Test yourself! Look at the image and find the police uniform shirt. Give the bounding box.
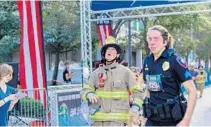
[189,70,198,84]
[143,48,192,104]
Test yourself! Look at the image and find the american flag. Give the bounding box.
[17,1,47,107]
[96,14,112,46]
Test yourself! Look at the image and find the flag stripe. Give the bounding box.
[97,25,103,46]
[25,1,40,100]
[105,25,109,37]
[108,25,112,36]
[97,25,112,46]
[23,1,34,98]
[17,0,46,106]
[99,25,106,45]
[96,14,112,46]
[17,1,27,93]
[35,1,46,89]
[30,1,43,102]
[34,1,47,107]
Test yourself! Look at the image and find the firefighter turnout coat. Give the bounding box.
[81,63,144,123]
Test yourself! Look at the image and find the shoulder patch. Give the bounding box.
[176,55,187,68]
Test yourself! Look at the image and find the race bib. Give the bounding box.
[146,74,163,91]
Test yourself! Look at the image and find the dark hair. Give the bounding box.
[101,43,123,64]
[198,65,204,69]
[95,61,102,69]
[148,25,173,49]
[122,61,128,67]
[64,61,70,66]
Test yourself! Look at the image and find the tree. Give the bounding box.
[0,2,20,63]
[42,1,80,85]
[154,5,211,60]
[113,5,211,58]
[195,34,211,67]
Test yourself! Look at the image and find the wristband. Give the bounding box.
[4,97,10,103]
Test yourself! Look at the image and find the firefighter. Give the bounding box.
[81,36,144,126]
[196,65,207,98]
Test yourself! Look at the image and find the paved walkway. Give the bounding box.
[190,87,211,126]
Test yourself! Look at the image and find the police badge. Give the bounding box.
[162,61,170,71]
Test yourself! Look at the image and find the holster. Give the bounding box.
[143,98,151,118]
[143,95,186,122]
[163,103,171,119]
[156,104,165,119]
[171,102,183,122]
[179,94,187,115]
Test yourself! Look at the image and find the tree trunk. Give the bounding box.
[142,17,150,55]
[185,52,189,65]
[198,58,201,66]
[185,50,190,65]
[153,17,158,25]
[112,20,127,38]
[205,59,208,68]
[209,56,211,69]
[52,51,60,85]
[144,32,150,55]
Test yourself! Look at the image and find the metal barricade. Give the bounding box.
[47,85,90,126]
[8,88,48,127]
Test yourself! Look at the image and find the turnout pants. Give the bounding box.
[197,83,204,96]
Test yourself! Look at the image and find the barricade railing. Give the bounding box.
[8,88,48,127]
[47,85,90,126]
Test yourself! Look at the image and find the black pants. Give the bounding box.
[146,119,177,126]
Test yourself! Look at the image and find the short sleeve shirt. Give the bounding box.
[63,69,72,83]
[0,85,15,126]
[143,49,192,103]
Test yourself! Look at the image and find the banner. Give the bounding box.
[57,90,89,126]
[91,1,199,11]
[96,14,112,46]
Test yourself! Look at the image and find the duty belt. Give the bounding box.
[143,95,180,118]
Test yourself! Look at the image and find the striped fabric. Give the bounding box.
[96,14,112,46]
[17,1,47,107]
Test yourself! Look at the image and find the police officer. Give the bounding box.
[143,25,197,126]
[81,36,144,126]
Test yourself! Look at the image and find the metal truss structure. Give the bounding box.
[80,0,211,73]
[80,0,92,73]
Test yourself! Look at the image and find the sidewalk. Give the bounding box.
[190,87,211,126]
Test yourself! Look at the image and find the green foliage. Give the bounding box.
[42,1,81,84]
[0,36,19,62]
[128,7,211,58]
[112,5,211,59]
[0,1,20,63]
[90,24,100,55]
[155,6,211,59]
[12,98,46,118]
[196,35,211,60]
[42,1,80,52]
